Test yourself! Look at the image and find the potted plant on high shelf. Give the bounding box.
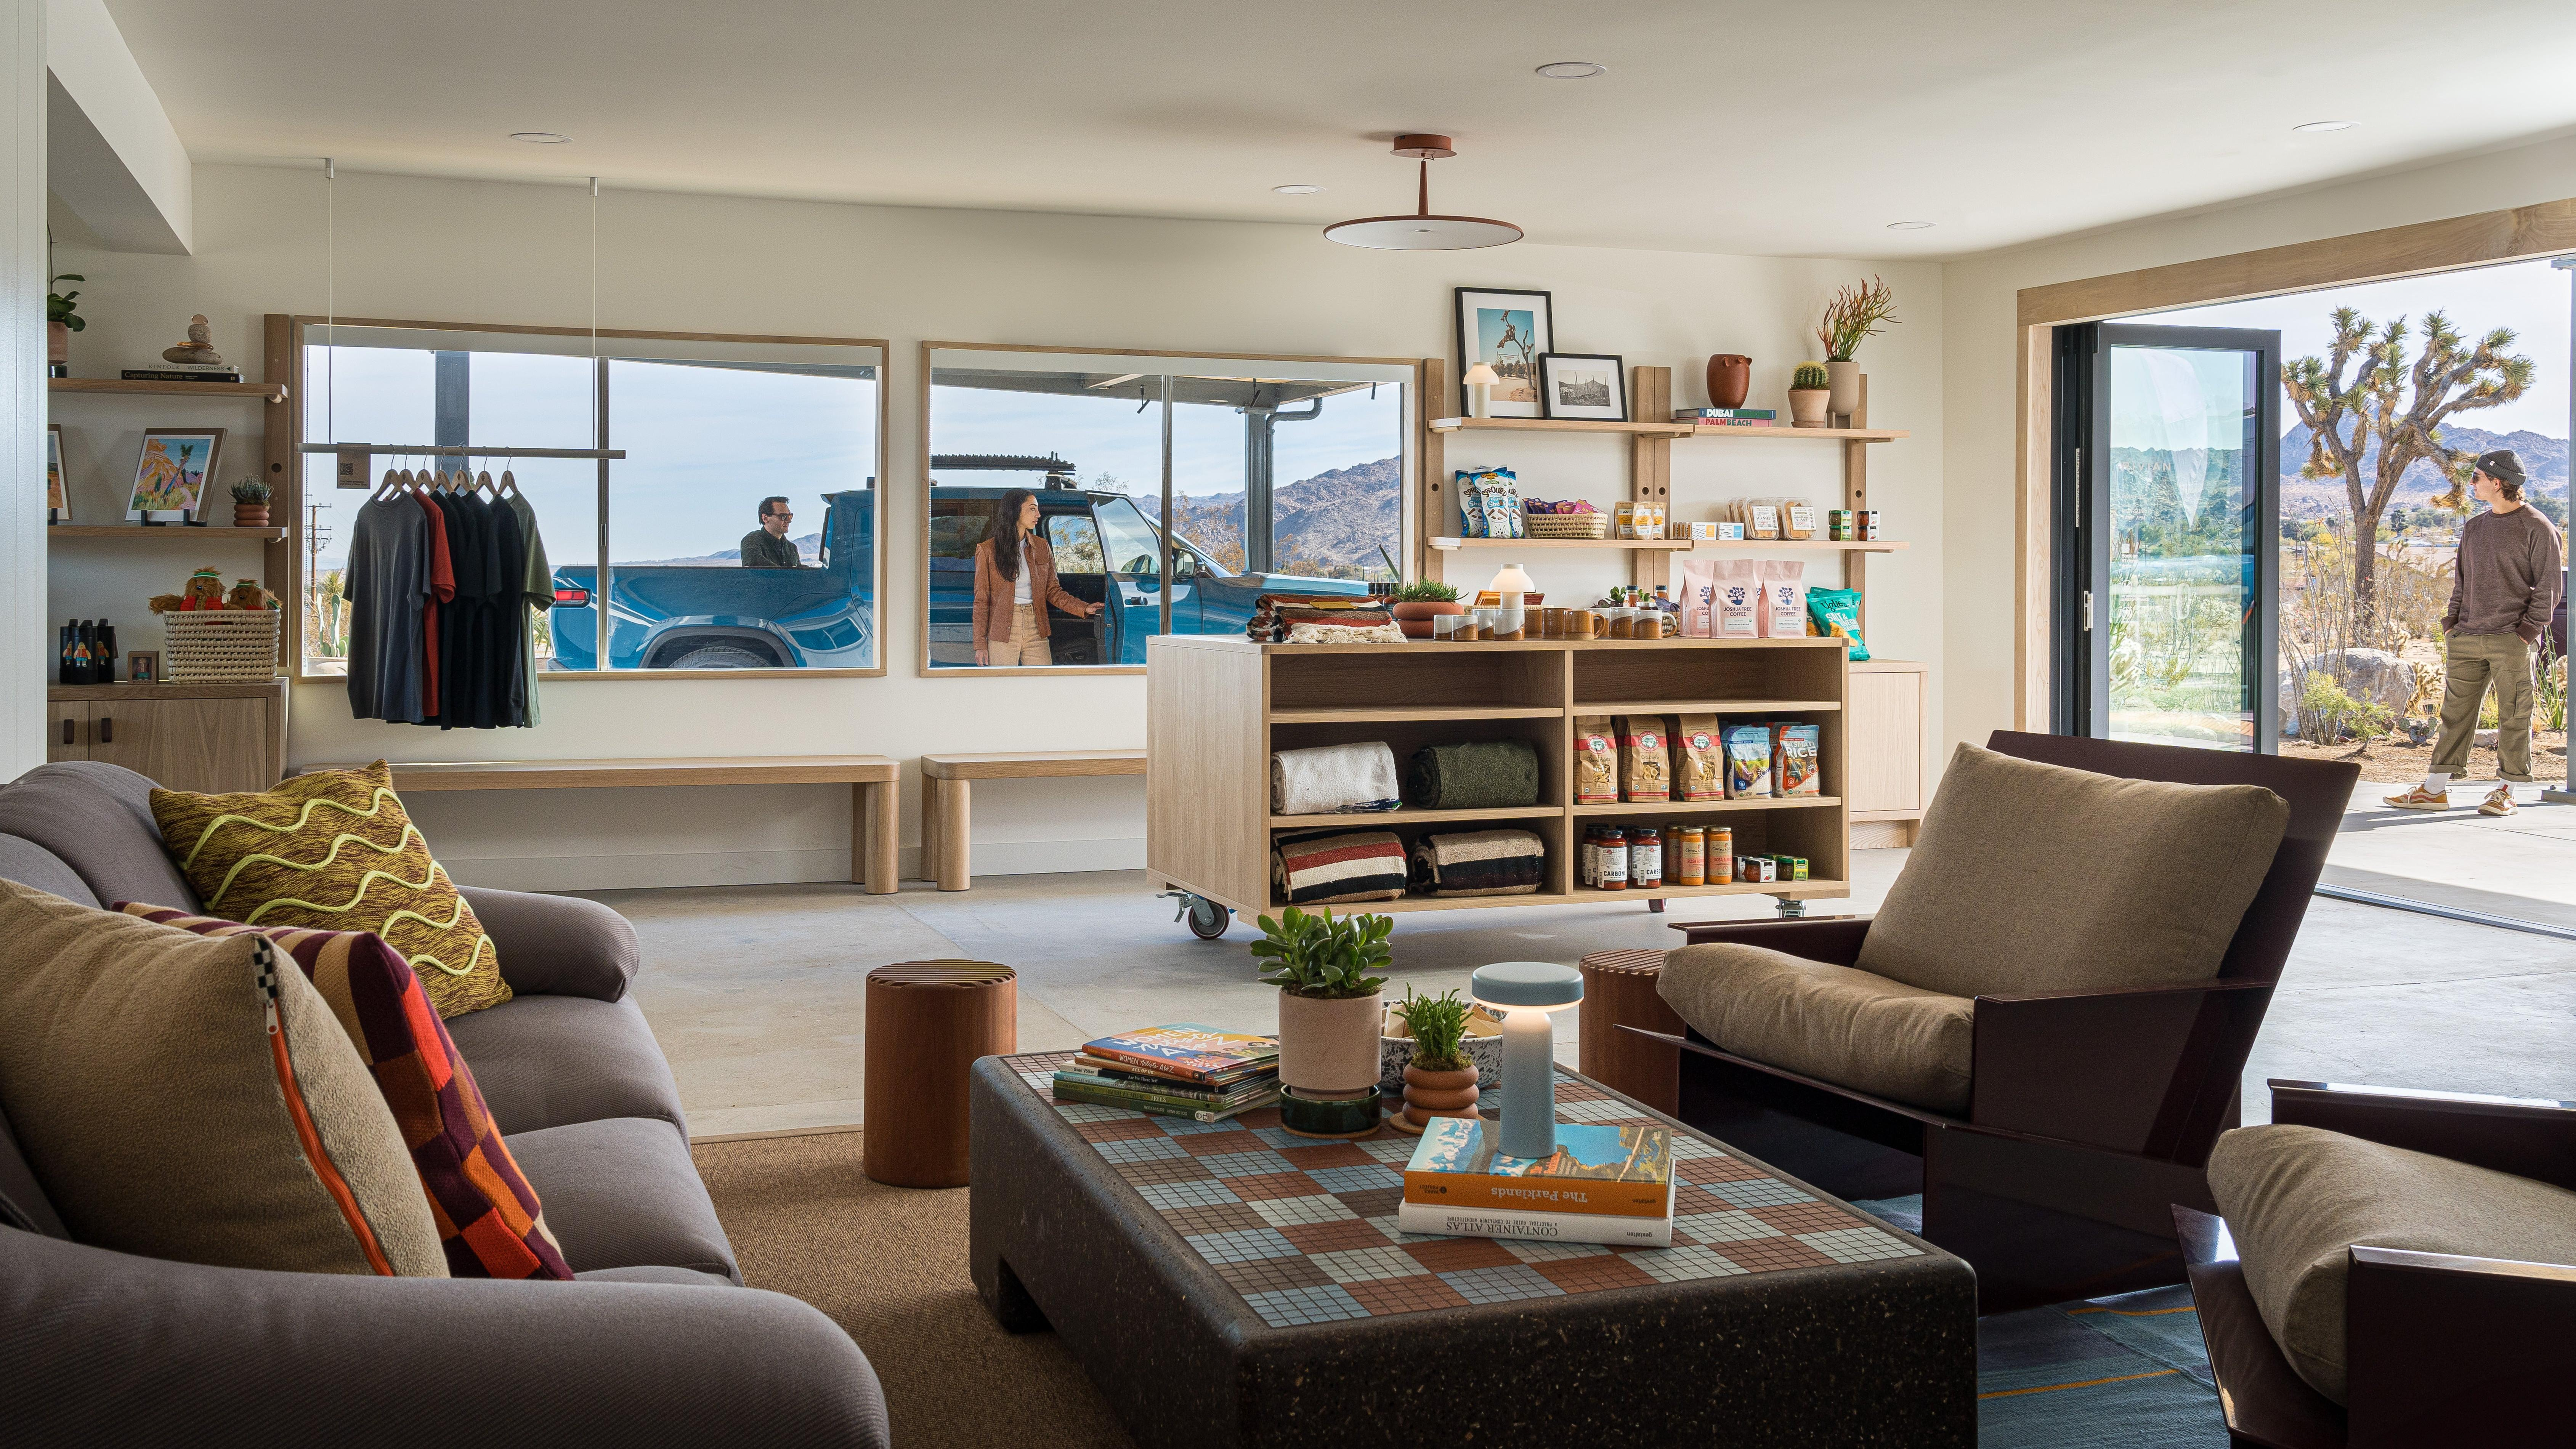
[1787,362,1833,428]
[1389,580,1465,638]
[47,274,83,378]
[1252,905,1391,1140]
[229,478,272,528]
[1816,275,1898,423]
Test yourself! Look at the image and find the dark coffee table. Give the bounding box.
[970,1052,1973,1447]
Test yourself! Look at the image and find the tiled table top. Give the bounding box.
[1005,1051,1925,1329]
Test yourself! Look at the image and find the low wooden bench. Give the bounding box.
[917,750,1146,891]
[303,755,903,893]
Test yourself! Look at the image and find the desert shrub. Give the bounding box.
[2300,672,2392,743]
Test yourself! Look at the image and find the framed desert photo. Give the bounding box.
[1454,287,1550,418]
[127,428,224,521]
[45,424,67,522]
[1539,353,1627,422]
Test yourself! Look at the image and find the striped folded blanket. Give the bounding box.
[1408,829,1545,897]
[1246,594,1392,642]
[1274,829,1407,905]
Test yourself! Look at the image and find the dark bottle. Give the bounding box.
[98,620,118,682]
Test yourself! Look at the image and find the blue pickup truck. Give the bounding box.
[548,488,877,670]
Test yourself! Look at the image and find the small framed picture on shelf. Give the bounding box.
[126,651,159,684]
[45,424,67,522]
[126,427,225,523]
[1454,287,1551,418]
[1538,353,1628,422]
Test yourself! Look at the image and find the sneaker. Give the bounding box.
[2383,784,2450,810]
[2480,787,2518,817]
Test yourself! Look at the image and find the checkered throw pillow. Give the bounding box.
[117,904,571,1281]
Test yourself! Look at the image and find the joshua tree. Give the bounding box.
[2281,307,2531,626]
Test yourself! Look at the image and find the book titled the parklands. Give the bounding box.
[1401,1117,1675,1221]
[1081,1024,1279,1087]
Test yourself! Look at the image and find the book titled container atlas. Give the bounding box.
[1398,1117,1675,1246]
[1052,1024,1281,1123]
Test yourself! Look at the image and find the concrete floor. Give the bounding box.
[589,843,2576,1140]
[2326,793,2576,928]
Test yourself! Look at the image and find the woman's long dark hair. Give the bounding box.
[991,487,1037,583]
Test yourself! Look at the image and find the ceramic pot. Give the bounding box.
[1378,1006,1506,1099]
[1788,388,1831,428]
[1402,1063,1481,1127]
[1705,354,1751,410]
[1390,600,1467,639]
[1276,989,1384,1095]
[233,505,269,527]
[48,321,68,367]
[1826,361,1861,420]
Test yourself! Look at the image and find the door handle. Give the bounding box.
[98,715,112,744]
[61,718,74,746]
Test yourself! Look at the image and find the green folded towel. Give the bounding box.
[1405,739,1541,810]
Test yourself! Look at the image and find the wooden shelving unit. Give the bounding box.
[1677,424,1906,442]
[50,377,286,404]
[1428,536,1694,552]
[1429,416,1693,437]
[48,524,287,541]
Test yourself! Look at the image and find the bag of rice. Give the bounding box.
[1573,716,1620,805]
[1771,723,1822,797]
[1805,586,1870,660]
[1616,715,1671,803]
[1675,714,1724,801]
[1756,559,1807,638]
[1722,724,1774,799]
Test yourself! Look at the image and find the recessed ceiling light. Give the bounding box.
[2291,120,2356,133]
[1886,221,1934,231]
[509,131,572,144]
[1273,183,1323,194]
[1535,61,1607,79]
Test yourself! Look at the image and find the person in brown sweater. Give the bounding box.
[2387,449,2565,817]
[974,487,1102,666]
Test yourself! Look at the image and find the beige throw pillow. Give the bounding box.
[0,879,445,1276]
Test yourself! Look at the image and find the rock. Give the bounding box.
[2278,648,2417,729]
[162,313,224,367]
[2476,729,2500,749]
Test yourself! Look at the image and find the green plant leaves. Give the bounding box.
[1251,905,1392,999]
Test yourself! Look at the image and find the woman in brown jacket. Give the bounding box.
[975,487,1102,666]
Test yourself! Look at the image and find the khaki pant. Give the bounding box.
[985,603,1051,667]
[2431,630,2534,782]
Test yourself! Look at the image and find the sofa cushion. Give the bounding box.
[0,834,98,907]
[577,1265,736,1287]
[0,879,445,1276]
[149,762,512,1019]
[504,1117,740,1282]
[1657,942,1975,1112]
[2208,1123,2576,1405]
[443,994,688,1138]
[1856,743,2290,998]
[119,904,575,1281]
[0,763,199,912]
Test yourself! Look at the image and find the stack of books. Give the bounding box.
[1051,1023,1280,1122]
[1397,1117,1676,1245]
[1670,407,1777,428]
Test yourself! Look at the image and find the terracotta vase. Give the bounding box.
[1402,1063,1481,1128]
[233,505,269,528]
[1787,388,1831,428]
[1825,361,1862,420]
[1390,600,1467,638]
[1275,989,1385,1095]
[1704,354,1752,410]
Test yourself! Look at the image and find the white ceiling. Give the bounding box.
[102,0,2576,258]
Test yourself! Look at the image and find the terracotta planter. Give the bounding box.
[1825,361,1862,420]
[1391,600,1466,639]
[1787,388,1831,428]
[1275,989,1384,1095]
[233,505,269,528]
[47,321,68,367]
[1402,1063,1481,1128]
[1705,354,1751,410]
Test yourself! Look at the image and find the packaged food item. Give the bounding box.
[1598,827,1629,890]
[1706,827,1734,883]
[1722,724,1773,798]
[1755,559,1808,638]
[1631,827,1663,889]
[1617,715,1671,803]
[1691,558,1761,639]
[1737,855,1777,884]
[1805,586,1870,661]
[1717,521,1744,541]
[1574,716,1620,805]
[1455,467,1523,539]
[1674,825,1705,886]
[1780,501,1817,540]
[1770,854,1810,882]
[1771,722,1822,797]
[1858,509,1882,540]
[1742,501,1781,540]
[1678,558,1717,637]
[1828,509,1856,541]
[1579,825,1597,887]
[1674,713,1724,801]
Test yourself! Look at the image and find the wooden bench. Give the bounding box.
[917,750,1147,891]
[303,755,903,893]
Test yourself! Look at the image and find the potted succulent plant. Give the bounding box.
[229,477,272,528]
[1252,906,1390,1134]
[1787,361,1833,428]
[1390,987,1481,1133]
[1389,579,1466,638]
[47,274,83,375]
[1816,275,1898,421]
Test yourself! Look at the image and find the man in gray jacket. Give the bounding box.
[2387,449,2565,817]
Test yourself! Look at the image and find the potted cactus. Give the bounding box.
[1391,987,1481,1133]
[229,477,272,528]
[1252,906,1390,1139]
[1389,579,1465,638]
[1787,361,1832,428]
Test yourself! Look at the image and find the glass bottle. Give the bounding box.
[1631,827,1663,888]
[1707,826,1735,884]
[1598,827,1628,890]
[1675,824,1705,886]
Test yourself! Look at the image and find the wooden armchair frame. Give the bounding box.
[2178,1080,2576,1448]
[1625,731,2358,1313]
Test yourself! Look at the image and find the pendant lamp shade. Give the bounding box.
[1325,135,1522,251]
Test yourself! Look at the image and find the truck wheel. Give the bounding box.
[1184,897,1232,940]
[659,643,775,670]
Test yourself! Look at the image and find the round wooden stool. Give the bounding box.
[863,960,1017,1188]
[1577,949,1684,1115]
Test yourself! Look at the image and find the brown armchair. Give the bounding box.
[2179,1080,2576,1448]
[1628,731,2358,1312]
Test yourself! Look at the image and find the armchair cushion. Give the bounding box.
[1658,942,1974,1112]
[443,994,688,1138]
[1857,743,2289,998]
[460,885,639,1002]
[2208,1123,2576,1405]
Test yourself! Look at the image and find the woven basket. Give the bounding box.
[1524,512,1610,540]
[163,610,282,681]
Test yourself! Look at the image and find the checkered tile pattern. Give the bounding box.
[1010,1052,1923,1329]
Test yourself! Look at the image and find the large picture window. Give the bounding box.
[922,345,1413,672]
[299,322,884,676]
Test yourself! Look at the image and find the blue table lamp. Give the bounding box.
[1469,961,1584,1159]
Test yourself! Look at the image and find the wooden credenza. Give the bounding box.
[46,680,289,794]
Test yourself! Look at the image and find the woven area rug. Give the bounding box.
[695,1133,2229,1448]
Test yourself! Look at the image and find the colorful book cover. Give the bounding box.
[1083,1024,1279,1084]
[1050,1074,1279,1124]
[1393,1199,1673,1247]
[1694,418,1779,427]
[1071,1054,1272,1090]
[1057,1064,1271,1103]
[1401,1118,1674,1219]
[1671,407,1776,419]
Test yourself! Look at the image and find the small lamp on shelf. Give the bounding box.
[1487,563,1533,639]
[1462,363,1500,419]
[1469,961,1583,1159]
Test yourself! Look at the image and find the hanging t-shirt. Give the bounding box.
[414,490,454,718]
[483,499,528,730]
[433,490,484,729]
[345,495,431,723]
[505,491,551,725]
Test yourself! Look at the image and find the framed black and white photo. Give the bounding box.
[1453,287,1551,418]
[1538,353,1627,422]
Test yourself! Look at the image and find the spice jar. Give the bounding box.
[1675,824,1706,886]
[1706,826,1734,883]
[1631,827,1663,889]
[1597,826,1628,890]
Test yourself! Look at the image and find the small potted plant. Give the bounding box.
[1391,987,1481,1133]
[1389,580,1465,638]
[1787,362,1833,428]
[1252,905,1390,1138]
[229,477,272,528]
[1816,276,1898,421]
[47,274,83,375]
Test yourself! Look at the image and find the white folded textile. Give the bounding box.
[1271,741,1402,816]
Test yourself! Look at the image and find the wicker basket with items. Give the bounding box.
[1521,498,1609,539]
[147,566,286,680]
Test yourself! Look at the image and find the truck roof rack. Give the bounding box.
[928,452,1078,487]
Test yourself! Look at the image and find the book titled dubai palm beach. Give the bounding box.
[1397,1117,1675,1246]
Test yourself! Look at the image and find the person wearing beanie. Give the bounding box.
[2386,449,2565,816]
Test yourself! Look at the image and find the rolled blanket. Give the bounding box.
[1272,741,1402,816]
[1274,829,1406,905]
[1404,739,1541,810]
[1247,594,1390,642]
[1284,620,1406,644]
[1408,829,1545,897]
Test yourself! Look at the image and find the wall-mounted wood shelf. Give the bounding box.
[50,377,286,404]
[48,524,287,541]
[1429,417,1693,437]
[1690,539,1909,552]
[1429,536,1694,552]
[1675,425,1906,442]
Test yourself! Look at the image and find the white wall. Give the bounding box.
[44,0,188,253]
[46,163,1943,887]
[1941,133,2576,761]
[2,0,43,782]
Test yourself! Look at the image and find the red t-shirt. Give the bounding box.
[413,490,456,716]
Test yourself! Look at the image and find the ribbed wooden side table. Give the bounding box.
[864,960,1017,1188]
[1577,948,1684,1114]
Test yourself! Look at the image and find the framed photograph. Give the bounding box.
[127,651,159,684]
[127,427,225,521]
[1454,287,1552,418]
[1539,353,1628,422]
[45,424,67,522]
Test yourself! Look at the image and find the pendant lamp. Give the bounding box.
[1324,135,1522,250]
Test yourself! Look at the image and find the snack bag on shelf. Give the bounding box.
[1722,724,1773,799]
[1806,586,1870,660]
[1615,715,1671,803]
[1772,723,1822,797]
[1742,501,1781,540]
[1675,714,1724,801]
[1573,716,1620,805]
[1780,501,1817,540]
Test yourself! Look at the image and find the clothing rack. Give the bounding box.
[300,444,627,459]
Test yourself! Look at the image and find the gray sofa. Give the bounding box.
[0,762,889,1448]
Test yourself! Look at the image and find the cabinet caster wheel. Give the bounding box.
[1164,891,1233,940]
